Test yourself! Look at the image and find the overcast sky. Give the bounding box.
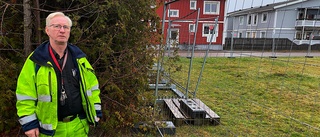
[226,0,288,12]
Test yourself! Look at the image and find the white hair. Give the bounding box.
[46,12,72,27]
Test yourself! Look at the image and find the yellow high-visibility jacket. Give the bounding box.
[16,41,101,136]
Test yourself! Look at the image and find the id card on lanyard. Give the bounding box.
[49,46,68,105]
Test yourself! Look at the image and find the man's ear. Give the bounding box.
[45,27,49,35]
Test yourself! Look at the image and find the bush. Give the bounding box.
[0,57,20,135]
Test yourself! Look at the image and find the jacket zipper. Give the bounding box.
[49,71,52,102]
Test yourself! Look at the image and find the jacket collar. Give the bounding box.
[30,41,86,66]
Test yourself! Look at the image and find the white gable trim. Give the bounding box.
[274,0,307,9]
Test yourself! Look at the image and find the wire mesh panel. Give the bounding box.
[153,0,320,136]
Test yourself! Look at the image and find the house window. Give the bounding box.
[246,32,251,38]
[189,24,195,32]
[190,0,196,10]
[253,14,258,25]
[203,25,213,35]
[295,31,302,40]
[260,31,266,38]
[203,24,218,42]
[295,31,314,40]
[315,14,320,20]
[246,31,256,38]
[305,32,312,40]
[297,9,305,20]
[170,30,178,40]
[239,16,244,25]
[247,14,252,25]
[252,31,257,38]
[202,24,218,36]
[204,1,220,14]
[247,14,257,25]
[169,29,179,46]
[238,32,243,38]
[306,9,320,20]
[262,13,268,23]
[168,10,179,17]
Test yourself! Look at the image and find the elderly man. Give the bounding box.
[16,12,102,137]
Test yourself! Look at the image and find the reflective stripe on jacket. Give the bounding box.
[16,42,101,135]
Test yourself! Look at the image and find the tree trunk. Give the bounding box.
[23,0,32,57]
[33,0,41,46]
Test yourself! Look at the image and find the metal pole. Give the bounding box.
[161,6,173,85]
[269,30,277,58]
[272,33,275,55]
[166,21,172,57]
[194,17,218,98]
[154,0,167,99]
[186,8,200,99]
[154,0,179,112]
[229,17,235,58]
[188,31,191,58]
[230,31,234,58]
[306,37,313,58]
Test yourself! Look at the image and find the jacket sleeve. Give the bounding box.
[92,81,102,119]
[80,58,102,121]
[16,56,39,131]
[88,64,102,119]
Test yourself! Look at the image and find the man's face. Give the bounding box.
[45,16,71,45]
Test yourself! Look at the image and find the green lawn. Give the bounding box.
[159,56,320,136]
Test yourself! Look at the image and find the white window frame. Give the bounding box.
[252,14,258,26]
[202,24,219,42]
[246,31,251,38]
[295,31,302,40]
[202,24,219,38]
[247,14,252,26]
[169,29,179,40]
[202,24,213,36]
[247,14,258,26]
[190,0,196,10]
[168,9,179,17]
[238,32,243,38]
[189,24,195,32]
[261,12,268,23]
[169,29,179,46]
[246,31,257,38]
[203,1,220,15]
[260,31,266,38]
[239,16,244,25]
[252,31,257,38]
[305,31,312,40]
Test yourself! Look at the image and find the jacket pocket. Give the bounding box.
[36,70,51,99]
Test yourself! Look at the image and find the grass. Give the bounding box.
[157,56,320,136]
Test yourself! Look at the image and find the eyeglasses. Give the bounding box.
[49,24,71,30]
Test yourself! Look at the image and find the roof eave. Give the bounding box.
[274,0,307,9]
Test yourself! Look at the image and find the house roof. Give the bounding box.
[227,0,307,17]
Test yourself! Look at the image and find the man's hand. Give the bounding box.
[25,128,39,137]
[96,117,100,122]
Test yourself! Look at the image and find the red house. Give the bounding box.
[156,0,226,50]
